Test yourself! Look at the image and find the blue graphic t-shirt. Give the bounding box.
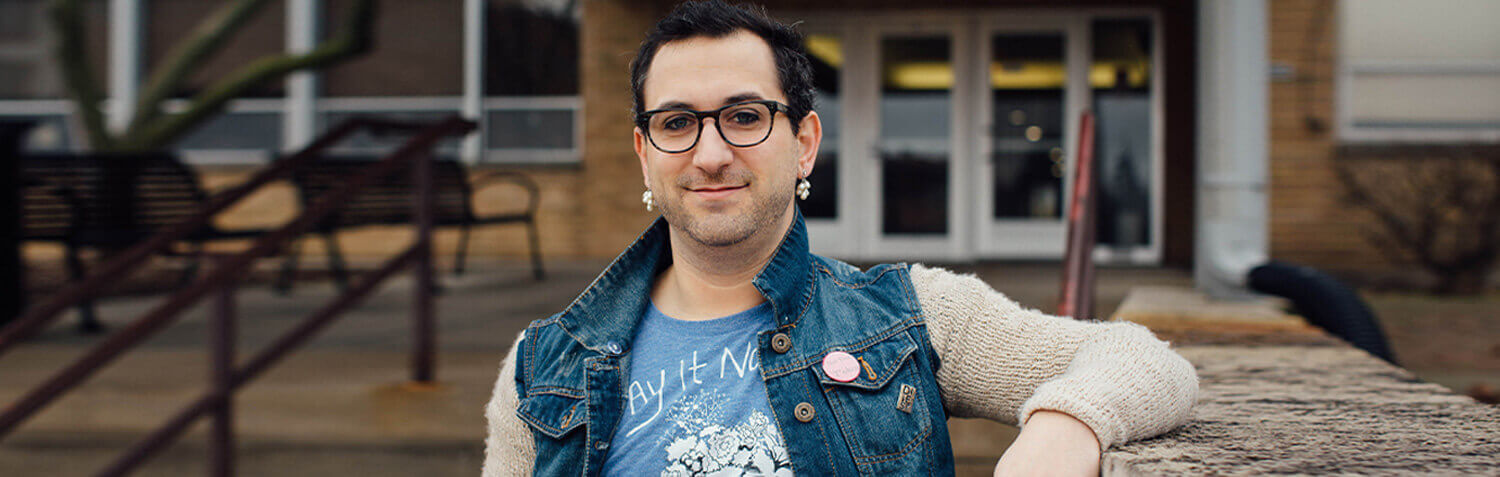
[602,301,793,477]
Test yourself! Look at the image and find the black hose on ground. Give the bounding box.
[1248,261,1397,364]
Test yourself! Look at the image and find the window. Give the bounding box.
[482,0,580,164]
[152,0,287,162]
[0,0,103,152]
[802,32,840,220]
[1339,0,1500,142]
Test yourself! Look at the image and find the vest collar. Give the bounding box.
[558,209,814,354]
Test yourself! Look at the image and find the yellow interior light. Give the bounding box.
[882,60,1152,90]
[805,35,843,68]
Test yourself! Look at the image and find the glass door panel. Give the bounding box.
[879,36,952,235]
[973,19,1082,259]
[989,34,1067,220]
[803,33,842,220]
[1091,19,1155,255]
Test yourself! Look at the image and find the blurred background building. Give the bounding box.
[1,0,1496,286]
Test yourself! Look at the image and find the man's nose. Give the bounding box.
[691,118,734,172]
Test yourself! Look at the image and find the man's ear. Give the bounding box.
[634,126,650,187]
[795,111,823,178]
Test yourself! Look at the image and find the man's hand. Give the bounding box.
[993,410,1101,476]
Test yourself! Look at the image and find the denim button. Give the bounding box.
[771,333,792,353]
[595,440,609,451]
[793,402,815,422]
[605,341,623,355]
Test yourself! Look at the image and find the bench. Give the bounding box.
[19,153,268,332]
[274,155,543,292]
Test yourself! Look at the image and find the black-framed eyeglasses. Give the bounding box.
[635,100,791,154]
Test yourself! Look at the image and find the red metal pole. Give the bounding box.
[209,275,236,477]
[412,151,436,384]
[1059,112,1098,319]
[94,246,419,477]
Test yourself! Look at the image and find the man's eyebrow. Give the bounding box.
[654,100,694,111]
[651,93,767,111]
[723,92,765,104]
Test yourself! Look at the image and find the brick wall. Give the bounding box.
[1267,0,1393,273]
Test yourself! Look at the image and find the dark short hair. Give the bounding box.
[630,0,814,134]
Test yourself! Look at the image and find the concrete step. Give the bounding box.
[1,432,481,477]
[0,347,499,476]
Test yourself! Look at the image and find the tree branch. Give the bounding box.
[124,0,275,138]
[47,0,112,150]
[116,0,376,152]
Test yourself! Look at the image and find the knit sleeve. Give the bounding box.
[483,331,535,477]
[910,264,1198,450]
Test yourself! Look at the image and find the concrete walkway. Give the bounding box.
[0,259,1189,476]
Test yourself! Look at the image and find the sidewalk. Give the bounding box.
[0,258,1189,476]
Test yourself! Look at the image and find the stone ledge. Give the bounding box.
[1112,286,1345,347]
[1104,345,1500,475]
[1101,284,1500,477]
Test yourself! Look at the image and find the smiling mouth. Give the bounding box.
[689,185,747,192]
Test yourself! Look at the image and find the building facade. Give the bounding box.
[4,0,1496,282]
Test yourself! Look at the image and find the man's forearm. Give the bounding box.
[993,410,1101,476]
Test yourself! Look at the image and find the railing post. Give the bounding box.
[210,275,236,477]
[412,151,436,384]
[1059,111,1098,320]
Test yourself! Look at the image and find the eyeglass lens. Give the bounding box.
[648,102,774,152]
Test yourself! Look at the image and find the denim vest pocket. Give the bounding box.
[811,330,934,474]
[516,393,587,439]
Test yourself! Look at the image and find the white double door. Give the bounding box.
[807,15,1110,262]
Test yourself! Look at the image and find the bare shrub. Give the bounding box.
[1335,147,1500,295]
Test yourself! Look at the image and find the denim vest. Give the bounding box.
[513,213,955,476]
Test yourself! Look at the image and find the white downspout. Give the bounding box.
[1195,0,1270,299]
[107,0,144,134]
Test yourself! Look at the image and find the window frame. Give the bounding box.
[1335,1,1500,143]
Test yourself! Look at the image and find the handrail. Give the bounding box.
[0,115,474,477]
[1058,111,1098,319]
[0,116,456,355]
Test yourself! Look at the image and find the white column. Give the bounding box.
[108,0,144,133]
[1195,0,1270,298]
[461,0,485,163]
[284,0,319,152]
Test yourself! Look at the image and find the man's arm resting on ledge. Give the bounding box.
[910,265,1199,471]
[995,410,1101,476]
[483,331,535,477]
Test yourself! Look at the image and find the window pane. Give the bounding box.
[485,109,572,149]
[803,33,840,220]
[323,0,463,96]
[1343,0,1500,61]
[485,0,579,96]
[178,112,282,150]
[149,0,287,98]
[1092,19,1153,248]
[1350,75,1500,128]
[880,36,950,235]
[319,110,463,156]
[0,0,106,99]
[3,114,77,152]
[989,33,1065,221]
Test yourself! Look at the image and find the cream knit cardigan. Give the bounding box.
[483,265,1199,476]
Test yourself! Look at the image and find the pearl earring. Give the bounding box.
[796,177,811,200]
[642,189,655,211]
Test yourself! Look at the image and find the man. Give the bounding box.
[485,1,1197,475]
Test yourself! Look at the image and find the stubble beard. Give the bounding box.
[657,168,794,248]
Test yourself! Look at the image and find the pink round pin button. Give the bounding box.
[822,351,860,383]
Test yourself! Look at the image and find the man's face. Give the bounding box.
[635,30,820,248]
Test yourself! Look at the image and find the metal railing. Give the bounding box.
[0,115,476,476]
[1059,111,1098,319]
